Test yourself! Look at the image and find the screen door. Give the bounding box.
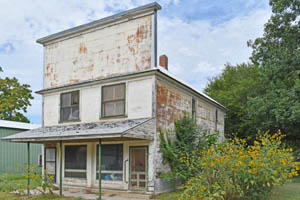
[44,147,56,183]
[130,147,147,190]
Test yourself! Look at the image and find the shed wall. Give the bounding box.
[0,127,42,174]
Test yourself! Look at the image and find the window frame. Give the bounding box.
[215,109,218,131]
[64,145,87,179]
[96,144,124,181]
[101,83,126,118]
[192,98,196,122]
[60,90,80,123]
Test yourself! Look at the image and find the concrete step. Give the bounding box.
[60,185,153,199]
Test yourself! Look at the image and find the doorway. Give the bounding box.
[129,146,148,190]
[44,147,56,183]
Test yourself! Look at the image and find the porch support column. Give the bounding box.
[27,142,30,196]
[59,140,63,196]
[98,139,102,200]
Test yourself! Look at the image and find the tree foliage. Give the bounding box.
[0,67,33,123]
[205,0,300,139]
[247,0,300,139]
[204,63,265,139]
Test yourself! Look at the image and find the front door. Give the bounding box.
[129,146,148,190]
[44,147,56,183]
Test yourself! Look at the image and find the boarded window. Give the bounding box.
[102,84,125,117]
[65,145,87,178]
[96,144,123,181]
[192,98,196,122]
[60,91,79,122]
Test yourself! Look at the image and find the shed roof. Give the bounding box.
[1,118,154,142]
[0,120,40,130]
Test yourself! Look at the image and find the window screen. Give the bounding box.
[96,144,123,181]
[65,145,87,178]
[60,91,79,122]
[102,84,125,117]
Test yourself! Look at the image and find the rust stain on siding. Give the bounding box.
[156,80,191,130]
[44,15,153,88]
[79,43,88,54]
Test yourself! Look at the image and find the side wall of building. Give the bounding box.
[153,77,225,193]
[0,128,42,173]
[44,15,154,88]
[43,76,154,127]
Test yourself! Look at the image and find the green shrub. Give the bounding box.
[159,113,219,182]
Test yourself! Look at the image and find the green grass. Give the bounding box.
[0,192,76,200]
[1,174,300,199]
[156,177,300,200]
[269,177,300,200]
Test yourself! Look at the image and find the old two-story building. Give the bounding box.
[3,2,225,195]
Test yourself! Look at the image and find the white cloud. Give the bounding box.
[157,8,271,91]
[0,0,271,124]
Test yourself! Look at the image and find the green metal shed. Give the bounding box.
[0,120,41,174]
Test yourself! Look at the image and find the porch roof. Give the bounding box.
[1,118,155,142]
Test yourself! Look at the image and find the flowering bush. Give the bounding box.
[179,130,299,200]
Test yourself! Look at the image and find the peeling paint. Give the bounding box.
[44,15,153,88]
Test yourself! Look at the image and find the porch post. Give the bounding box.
[27,142,30,196]
[98,139,102,200]
[59,140,63,196]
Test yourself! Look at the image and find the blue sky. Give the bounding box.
[0,0,272,124]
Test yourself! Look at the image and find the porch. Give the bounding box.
[2,118,156,199]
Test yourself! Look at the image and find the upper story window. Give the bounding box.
[60,91,79,122]
[215,109,218,131]
[192,98,196,122]
[101,83,125,118]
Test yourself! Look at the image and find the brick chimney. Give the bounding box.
[159,55,168,70]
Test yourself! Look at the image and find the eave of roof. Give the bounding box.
[1,118,154,142]
[36,68,226,111]
[0,120,40,130]
[36,2,161,45]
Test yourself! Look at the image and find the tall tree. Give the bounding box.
[204,63,265,139]
[0,67,34,123]
[248,0,300,139]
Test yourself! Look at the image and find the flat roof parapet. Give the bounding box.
[36,2,161,45]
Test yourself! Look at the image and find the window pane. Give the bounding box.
[114,84,125,100]
[103,86,114,101]
[46,162,55,174]
[131,148,146,172]
[65,146,87,170]
[71,91,79,105]
[70,107,79,120]
[45,148,56,162]
[65,172,86,179]
[103,102,115,116]
[61,93,71,107]
[96,144,123,180]
[115,101,125,115]
[62,107,71,121]
[192,99,196,111]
